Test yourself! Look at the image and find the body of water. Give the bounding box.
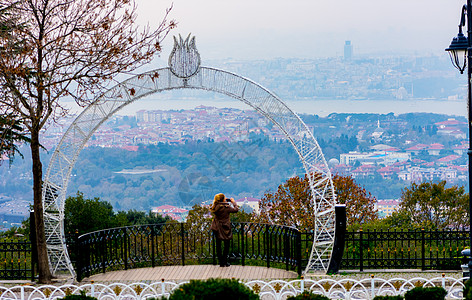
[0,214,26,226]
[63,98,467,117]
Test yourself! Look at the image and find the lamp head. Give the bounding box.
[446,26,469,74]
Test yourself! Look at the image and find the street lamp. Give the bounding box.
[446,5,469,73]
[446,0,472,276]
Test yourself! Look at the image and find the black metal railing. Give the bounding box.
[2,223,470,280]
[73,222,302,281]
[302,229,469,271]
[230,223,301,274]
[0,237,34,280]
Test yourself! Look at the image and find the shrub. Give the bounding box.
[62,296,97,300]
[464,279,472,300]
[63,290,97,300]
[287,291,330,299]
[404,286,447,300]
[166,278,259,300]
[373,295,403,300]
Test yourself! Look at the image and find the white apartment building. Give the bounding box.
[340,151,411,166]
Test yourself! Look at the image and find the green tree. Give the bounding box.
[64,192,117,234]
[0,114,30,164]
[0,0,174,282]
[65,192,170,233]
[231,209,253,223]
[115,209,169,226]
[0,4,29,164]
[359,210,414,231]
[186,203,212,230]
[397,181,468,230]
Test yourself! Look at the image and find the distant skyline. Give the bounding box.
[138,0,465,60]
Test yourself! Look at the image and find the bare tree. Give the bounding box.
[0,0,175,282]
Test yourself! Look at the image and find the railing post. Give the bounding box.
[285,228,289,271]
[86,236,91,278]
[29,210,37,282]
[212,231,216,265]
[241,223,245,267]
[101,231,106,274]
[421,228,425,270]
[181,222,185,266]
[297,229,302,275]
[123,228,128,270]
[75,229,82,281]
[359,228,363,272]
[366,229,370,269]
[266,224,270,269]
[151,225,155,268]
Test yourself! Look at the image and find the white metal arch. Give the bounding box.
[43,38,337,278]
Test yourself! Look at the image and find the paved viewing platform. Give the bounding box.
[79,266,463,285]
[81,265,299,283]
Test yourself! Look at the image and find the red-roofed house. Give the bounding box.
[377,200,400,217]
[331,164,352,176]
[351,165,377,178]
[435,119,467,138]
[152,205,189,221]
[437,155,461,166]
[377,166,400,179]
[121,145,139,152]
[454,142,468,155]
[412,158,426,164]
[391,161,410,170]
[450,165,468,180]
[406,144,428,155]
[438,128,466,139]
[427,143,444,156]
[435,118,467,127]
[451,165,468,172]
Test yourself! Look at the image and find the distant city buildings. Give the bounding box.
[151,197,261,221]
[340,150,410,166]
[235,197,260,213]
[336,141,467,184]
[39,106,469,190]
[151,205,188,222]
[344,41,353,61]
[376,199,400,218]
[85,106,291,147]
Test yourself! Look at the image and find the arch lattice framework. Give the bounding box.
[42,36,337,278]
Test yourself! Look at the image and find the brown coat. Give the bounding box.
[210,202,239,240]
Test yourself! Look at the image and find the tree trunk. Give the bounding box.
[30,128,53,283]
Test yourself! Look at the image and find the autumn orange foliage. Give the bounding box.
[253,174,378,231]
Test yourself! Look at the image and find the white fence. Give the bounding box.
[0,276,467,300]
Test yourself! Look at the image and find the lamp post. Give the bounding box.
[446,0,472,274]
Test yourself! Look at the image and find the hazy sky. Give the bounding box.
[136,0,466,60]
